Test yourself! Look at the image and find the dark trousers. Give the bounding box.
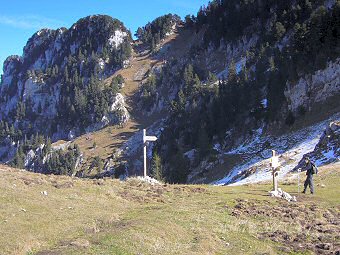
[303,174,314,193]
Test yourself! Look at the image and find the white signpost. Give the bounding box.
[143,129,158,178]
[270,150,280,192]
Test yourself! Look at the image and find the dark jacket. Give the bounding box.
[305,162,313,175]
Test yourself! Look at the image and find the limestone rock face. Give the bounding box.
[285,58,340,113]
[84,93,130,133]
[0,15,131,140]
[109,93,130,124]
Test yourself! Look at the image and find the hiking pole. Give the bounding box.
[297,168,300,193]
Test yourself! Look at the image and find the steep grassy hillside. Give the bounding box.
[0,163,339,254]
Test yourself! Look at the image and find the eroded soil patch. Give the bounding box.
[231,199,340,254]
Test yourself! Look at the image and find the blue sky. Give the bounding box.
[0,0,209,75]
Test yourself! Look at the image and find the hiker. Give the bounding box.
[302,157,317,194]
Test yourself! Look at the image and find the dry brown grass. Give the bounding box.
[0,163,339,254]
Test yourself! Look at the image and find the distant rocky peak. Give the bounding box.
[24,28,56,54]
[7,14,131,74]
[71,15,129,36]
[3,55,22,76]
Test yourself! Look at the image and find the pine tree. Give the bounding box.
[184,64,194,86]
[275,22,286,40]
[269,56,276,71]
[135,27,144,40]
[44,137,52,156]
[64,66,69,83]
[177,90,186,112]
[228,59,237,82]
[92,156,103,174]
[170,147,189,184]
[12,145,25,169]
[151,152,163,181]
[9,125,15,137]
[198,127,211,159]
[151,38,156,51]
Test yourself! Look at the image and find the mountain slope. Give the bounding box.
[66,28,181,175]
[148,0,340,184]
[0,1,339,184]
[0,163,339,254]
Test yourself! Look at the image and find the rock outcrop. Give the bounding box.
[285,58,340,113]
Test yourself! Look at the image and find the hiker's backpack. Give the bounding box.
[311,163,318,175]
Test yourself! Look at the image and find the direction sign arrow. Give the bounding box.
[144,136,157,142]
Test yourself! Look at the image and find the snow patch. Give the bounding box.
[108,30,127,49]
[214,114,339,186]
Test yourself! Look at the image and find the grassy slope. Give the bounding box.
[69,52,155,170]
[0,163,339,255]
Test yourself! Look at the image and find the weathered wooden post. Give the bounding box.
[143,129,157,178]
[270,150,280,192]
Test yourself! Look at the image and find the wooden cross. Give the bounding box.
[143,129,157,178]
[270,150,280,192]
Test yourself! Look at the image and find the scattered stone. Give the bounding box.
[316,243,332,250]
[136,176,161,185]
[269,188,297,202]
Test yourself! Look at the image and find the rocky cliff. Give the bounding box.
[285,58,340,113]
[0,15,131,139]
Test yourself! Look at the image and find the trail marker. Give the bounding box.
[143,129,158,178]
[270,150,280,192]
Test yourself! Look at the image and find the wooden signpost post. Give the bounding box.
[143,129,158,178]
[270,150,280,192]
